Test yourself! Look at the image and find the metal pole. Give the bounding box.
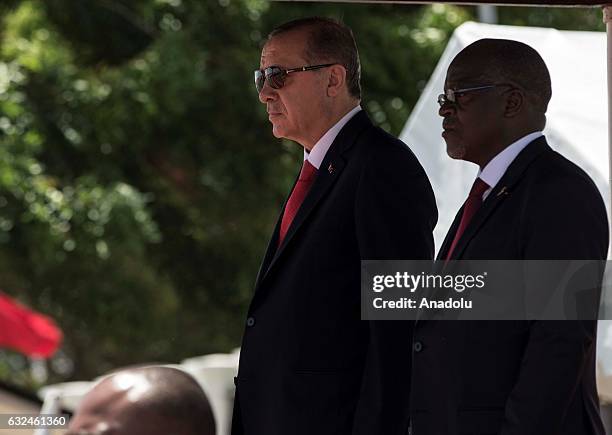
[477,5,498,24]
[605,5,612,254]
[33,389,61,435]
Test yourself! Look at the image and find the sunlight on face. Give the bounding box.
[258,30,329,149]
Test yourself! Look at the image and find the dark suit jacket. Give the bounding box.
[232,111,437,435]
[410,136,609,435]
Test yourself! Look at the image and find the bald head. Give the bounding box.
[451,38,551,114]
[68,367,215,435]
[439,38,552,167]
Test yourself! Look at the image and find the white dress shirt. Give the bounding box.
[479,131,543,200]
[303,105,362,169]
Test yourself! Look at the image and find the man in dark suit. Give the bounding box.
[410,39,608,434]
[232,17,437,435]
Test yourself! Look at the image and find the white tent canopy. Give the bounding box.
[400,21,612,396]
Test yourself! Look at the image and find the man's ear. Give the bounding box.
[327,65,346,97]
[504,88,524,118]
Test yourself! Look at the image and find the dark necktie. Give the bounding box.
[279,160,318,246]
[445,177,490,260]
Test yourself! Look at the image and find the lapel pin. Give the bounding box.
[328,163,334,174]
[496,186,509,197]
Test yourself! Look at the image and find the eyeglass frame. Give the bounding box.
[254,63,335,93]
[437,84,513,107]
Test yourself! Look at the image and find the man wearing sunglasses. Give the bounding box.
[233,16,437,435]
[409,39,608,434]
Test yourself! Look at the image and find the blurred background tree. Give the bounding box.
[0,0,604,386]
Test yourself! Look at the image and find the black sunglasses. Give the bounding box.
[254,63,334,93]
[437,84,515,107]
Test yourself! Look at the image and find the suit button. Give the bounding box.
[233,376,238,386]
[413,341,423,352]
[246,317,256,327]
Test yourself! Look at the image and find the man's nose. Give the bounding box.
[438,101,455,118]
[258,82,276,104]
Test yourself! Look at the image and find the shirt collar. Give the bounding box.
[303,105,362,169]
[479,131,543,199]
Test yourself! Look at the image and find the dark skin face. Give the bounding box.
[67,374,181,435]
[439,53,533,169]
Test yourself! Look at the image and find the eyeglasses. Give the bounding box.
[254,63,334,93]
[437,85,500,107]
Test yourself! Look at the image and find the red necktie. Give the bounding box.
[279,160,318,246]
[445,177,490,260]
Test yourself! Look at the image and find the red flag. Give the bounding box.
[0,292,62,358]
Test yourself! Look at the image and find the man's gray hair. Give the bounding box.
[268,17,362,99]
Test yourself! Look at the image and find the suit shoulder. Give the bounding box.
[521,146,609,259]
[529,148,601,195]
[356,124,425,175]
[524,147,607,225]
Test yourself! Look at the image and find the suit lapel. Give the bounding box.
[256,110,372,288]
[272,156,346,262]
[253,173,298,289]
[447,137,550,261]
[437,206,464,261]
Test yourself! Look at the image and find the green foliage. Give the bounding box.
[499,6,604,31]
[0,0,604,385]
[0,0,285,380]
[42,0,155,66]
